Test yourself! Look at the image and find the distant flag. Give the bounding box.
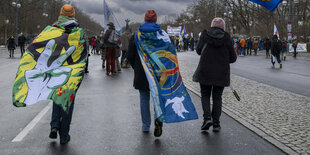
[103,0,113,29]
[119,28,123,36]
[248,0,283,12]
[274,24,279,39]
[178,33,183,46]
[181,25,187,36]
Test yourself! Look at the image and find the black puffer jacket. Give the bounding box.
[196,27,237,87]
[127,35,149,91]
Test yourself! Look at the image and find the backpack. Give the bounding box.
[108,30,120,45]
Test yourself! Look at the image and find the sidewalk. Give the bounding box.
[179,59,310,154]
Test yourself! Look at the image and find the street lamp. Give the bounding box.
[12,0,21,43]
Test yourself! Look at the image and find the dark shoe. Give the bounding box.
[280,64,283,69]
[85,70,89,73]
[213,123,221,132]
[143,130,149,133]
[60,135,71,144]
[201,120,213,131]
[49,128,58,139]
[106,72,110,76]
[154,119,163,137]
[102,64,105,69]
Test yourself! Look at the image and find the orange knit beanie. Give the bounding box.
[60,4,75,17]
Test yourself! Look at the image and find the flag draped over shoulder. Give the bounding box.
[248,0,283,11]
[135,22,198,123]
[12,16,87,112]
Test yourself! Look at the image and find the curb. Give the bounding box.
[184,82,298,155]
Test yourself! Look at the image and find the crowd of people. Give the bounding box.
[233,36,300,68]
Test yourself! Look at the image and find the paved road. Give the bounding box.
[177,50,310,97]
[0,49,283,155]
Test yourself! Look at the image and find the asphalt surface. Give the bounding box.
[178,50,310,98]
[0,49,283,155]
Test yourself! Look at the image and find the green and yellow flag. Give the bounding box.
[12,17,87,112]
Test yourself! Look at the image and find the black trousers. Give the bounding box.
[50,102,74,140]
[20,44,25,56]
[200,84,224,123]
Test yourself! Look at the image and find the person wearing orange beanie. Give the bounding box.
[48,4,87,145]
[60,4,75,18]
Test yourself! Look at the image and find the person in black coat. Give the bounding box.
[7,35,16,58]
[264,38,271,58]
[196,18,237,132]
[271,35,282,68]
[18,33,26,57]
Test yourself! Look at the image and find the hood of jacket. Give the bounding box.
[201,27,229,47]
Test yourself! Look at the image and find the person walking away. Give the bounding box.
[120,30,131,68]
[190,37,195,51]
[271,35,283,68]
[265,38,271,58]
[18,33,26,57]
[103,22,120,75]
[7,35,16,58]
[115,47,122,72]
[91,36,96,54]
[95,36,101,55]
[281,39,288,61]
[246,38,252,56]
[99,34,106,69]
[239,37,246,56]
[196,18,237,132]
[292,39,298,58]
[253,38,259,56]
[127,10,162,136]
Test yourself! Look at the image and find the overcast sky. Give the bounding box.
[69,0,195,29]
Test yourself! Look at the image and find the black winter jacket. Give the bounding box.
[127,35,149,91]
[196,27,237,87]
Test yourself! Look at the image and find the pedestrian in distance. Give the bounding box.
[95,36,101,55]
[264,38,271,58]
[271,35,283,68]
[91,36,96,54]
[127,10,164,137]
[239,37,246,56]
[196,17,237,132]
[292,39,298,58]
[246,38,252,56]
[120,29,131,68]
[103,22,120,75]
[281,39,288,61]
[18,33,26,57]
[7,35,16,58]
[253,38,259,56]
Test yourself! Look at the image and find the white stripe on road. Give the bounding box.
[12,101,52,142]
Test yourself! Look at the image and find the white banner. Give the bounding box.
[167,26,182,36]
[288,43,307,53]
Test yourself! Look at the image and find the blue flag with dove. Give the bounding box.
[135,22,198,123]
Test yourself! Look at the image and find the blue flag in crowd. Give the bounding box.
[248,0,283,11]
[135,22,198,123]
[103,0,112,28]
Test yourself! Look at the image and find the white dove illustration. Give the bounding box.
[165,96,189,119]
[156,31,171,43]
